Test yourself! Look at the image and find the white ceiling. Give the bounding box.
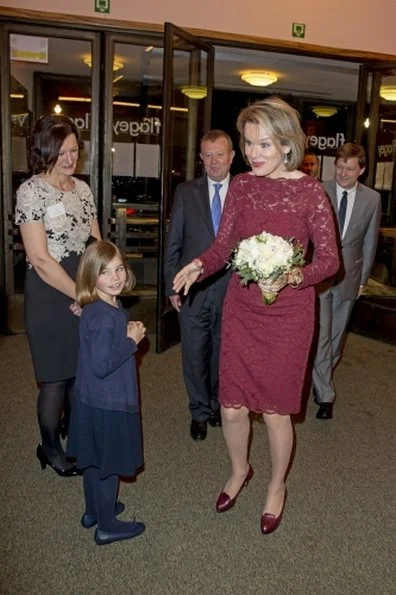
[10,36,363,103]
[214,47,360,101]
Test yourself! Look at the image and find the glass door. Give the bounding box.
[102,32,164,289]
[355,63,396,291]
[0,24,100,332]
[156,23,214,352]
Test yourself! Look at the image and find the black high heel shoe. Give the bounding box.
[36,444,79,477]
[59,418,68,440]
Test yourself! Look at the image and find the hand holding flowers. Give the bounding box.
[232,231,305,304]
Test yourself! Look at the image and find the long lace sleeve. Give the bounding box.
[299,183,340,289]
[199,176,241,279]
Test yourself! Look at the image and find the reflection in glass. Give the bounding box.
[10,36,92,293]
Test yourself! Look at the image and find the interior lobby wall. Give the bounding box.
[2,0,396,57]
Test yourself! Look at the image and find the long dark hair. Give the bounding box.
[30,114,81,174]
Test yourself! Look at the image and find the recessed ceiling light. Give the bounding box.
[240,71,278,87]
[380,86,396,101]
[312,106,338,117]
[181,86,207,99]
[83,55,123,71]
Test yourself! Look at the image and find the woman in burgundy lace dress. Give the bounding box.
[173,97,339,534]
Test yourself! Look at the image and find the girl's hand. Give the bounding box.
[258,273,288,294]
[172,259,203,295]
[127,321,146,344]
[69,301,82,317]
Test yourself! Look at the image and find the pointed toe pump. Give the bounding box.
[216,464,254,513]
[260,489,287,535]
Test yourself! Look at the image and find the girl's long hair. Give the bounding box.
[76,240,135,306]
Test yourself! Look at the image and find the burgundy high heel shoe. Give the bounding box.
[260,488,287,534]
[216,464,254,513]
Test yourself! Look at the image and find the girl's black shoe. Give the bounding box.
[81,502,125,529]
[94,522,146,546]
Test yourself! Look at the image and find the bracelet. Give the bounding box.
[289,269,303,288]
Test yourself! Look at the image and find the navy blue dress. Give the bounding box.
[67,299,143,478]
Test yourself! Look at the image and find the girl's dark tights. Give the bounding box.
[83,468,137,533]
[37,378,75,470]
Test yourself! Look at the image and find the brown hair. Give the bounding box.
[303,150,320,164]
[335,143,366,168]
[30,114,81,174]
[76,240,136,306]
[236,97,306,171]
[200,129,233,151]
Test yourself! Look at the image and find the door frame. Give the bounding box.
[0,23,101,332]
[155,22,214,352]
[355,62,396,185]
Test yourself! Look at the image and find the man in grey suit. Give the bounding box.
[164,130,235,440]
[312,142,381,419]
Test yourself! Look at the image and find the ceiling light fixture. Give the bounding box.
[83,55,124,71]
[10,93,24,99]
[53,104,62,114]
[181,86,207,99]
[57,97,185,111]
[312,106,338,118]
[113,101,140,107]
[147,104,188,112]
[380,86,396,101]
[240,71,278,87]
[58,96,92,103]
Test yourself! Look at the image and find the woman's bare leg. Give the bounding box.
[220,405,251,496]
[262,412,293,515]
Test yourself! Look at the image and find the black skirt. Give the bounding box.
[24,252,80,382]
[67,400,143,479]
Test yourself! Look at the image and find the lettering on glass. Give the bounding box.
[70,113,161,138]
[307,133,345,151]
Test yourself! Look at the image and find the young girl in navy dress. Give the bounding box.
[67,240,146,546]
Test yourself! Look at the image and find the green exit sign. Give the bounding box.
[95,0,110,13]
[292,23,306,38]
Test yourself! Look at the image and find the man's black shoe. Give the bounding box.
[190,419,207,440]
[316,403,333,420]
[207,409,222,428]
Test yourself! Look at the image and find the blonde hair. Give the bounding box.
[236,97,306,171]
[76,240,136,306]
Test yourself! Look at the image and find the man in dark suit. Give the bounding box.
[312,143,381,420]
[164,130,235,440]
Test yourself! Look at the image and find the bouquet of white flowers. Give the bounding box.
[231,231,305,304]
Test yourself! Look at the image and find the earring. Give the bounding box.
[284,152,289,164]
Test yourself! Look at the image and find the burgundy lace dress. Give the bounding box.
[198,173,339,415]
